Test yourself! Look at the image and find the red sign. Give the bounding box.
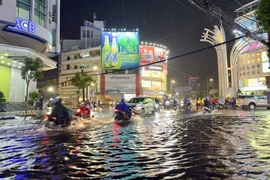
[140,46,155,64]
[188,77,199,81]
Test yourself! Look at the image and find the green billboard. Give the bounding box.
[101,32,139,69]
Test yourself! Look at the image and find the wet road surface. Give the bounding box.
[0,108,270,179]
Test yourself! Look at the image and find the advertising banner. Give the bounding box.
[140,46,155,64]
[155,47,167,61]
[140,46,167,65]
[102,32,139,70]
[105,74,136,93]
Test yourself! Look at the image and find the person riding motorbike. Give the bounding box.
[84,99,92,117]
[115,99,131,119]
[50,98,70,127]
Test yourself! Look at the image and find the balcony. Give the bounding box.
[62,55,100,64]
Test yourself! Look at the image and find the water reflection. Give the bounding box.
[0,110,270,179]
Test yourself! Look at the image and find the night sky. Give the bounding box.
[61,0,254,87]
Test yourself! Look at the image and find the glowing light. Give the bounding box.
[0,56,3,59]
[4,53,8,56]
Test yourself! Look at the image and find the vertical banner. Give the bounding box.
[136,74,140,96]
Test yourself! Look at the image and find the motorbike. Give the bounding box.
[203,106,211,114]
[155,103,160,112]
[163,100,170,110]
[114,108,131,122]
[44,114,75,129]
[75,105,91,118]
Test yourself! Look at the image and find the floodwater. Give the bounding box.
[0,109,270,179]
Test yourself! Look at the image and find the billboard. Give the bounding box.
[105,74,136,93]
[102,32,139,70]
[140,46,167,65]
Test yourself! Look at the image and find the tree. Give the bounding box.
[71,72,94,102]
[20,57,43,114]
[209,89,219,97]
[28,90,40,105]
[257,0,270,67]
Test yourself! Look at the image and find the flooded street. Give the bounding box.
[0,109,270,179]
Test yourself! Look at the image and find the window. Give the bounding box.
[52,5,56,22]
[0,0,2,6]
[87,30,90,38]
[67,64,70,70]
[34,0,46,27]
[16,0,30,20]
[74,65,78,69]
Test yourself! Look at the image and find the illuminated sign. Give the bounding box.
[144,65,163,71]
[101,32,139,70]
[16,18,36,33]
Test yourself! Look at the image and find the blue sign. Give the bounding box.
[16,18,35,33]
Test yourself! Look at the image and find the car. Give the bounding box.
[236,95,270,110]
[127,96,156,115]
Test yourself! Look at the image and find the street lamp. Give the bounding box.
[171,80,175,95]
[47,87,55,98]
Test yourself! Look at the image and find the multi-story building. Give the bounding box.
[58,47,101,105]
[0,0,60,102]
[230,0,269,95]
[61,20,104,53]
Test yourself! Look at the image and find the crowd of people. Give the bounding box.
[196,96,237,110]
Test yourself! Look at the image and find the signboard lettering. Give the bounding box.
[16,18,35,33]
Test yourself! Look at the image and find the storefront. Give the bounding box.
[139,44,168,97]
[101,74,140,102]
[238,47,270,95]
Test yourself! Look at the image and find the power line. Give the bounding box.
[59,35,246,85]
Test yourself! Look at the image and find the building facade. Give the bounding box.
[59,47,101,104]
[0,0,60,102]
[61,20,104,53]
[139,44,168,97]
[231,0,269,95]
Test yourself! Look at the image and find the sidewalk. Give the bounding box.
[0,109,47,117]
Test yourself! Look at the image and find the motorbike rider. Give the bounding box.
[50,98,70,127]
[84,99,92,117]
[155,98,159,104]
[115,99,131,119]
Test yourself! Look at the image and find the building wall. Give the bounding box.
[0,65,11,101]
[9,67,25,102]
[0,0,16,25]
[0,0,60,54]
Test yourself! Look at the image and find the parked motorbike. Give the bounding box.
[114,108,131,122]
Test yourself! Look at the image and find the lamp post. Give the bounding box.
[206,78,213,96]
[171,80,175,95]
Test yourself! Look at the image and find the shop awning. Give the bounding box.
[0,44,56,70]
